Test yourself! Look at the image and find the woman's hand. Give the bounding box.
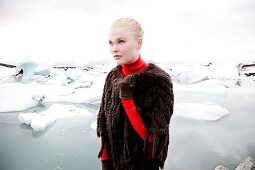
[119,75,136,100]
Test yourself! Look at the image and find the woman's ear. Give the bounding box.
[137,38,143,49]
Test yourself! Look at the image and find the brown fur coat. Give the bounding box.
[97,63,174,169]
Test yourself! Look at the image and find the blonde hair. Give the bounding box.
[111,18,144,40]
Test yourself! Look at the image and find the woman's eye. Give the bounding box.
[109,41,113,45]
[118,40,125,44]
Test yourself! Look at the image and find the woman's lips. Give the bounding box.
[114,55,122,59]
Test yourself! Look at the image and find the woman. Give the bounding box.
[97,18,174,170]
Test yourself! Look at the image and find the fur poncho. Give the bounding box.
[97,63,174,169]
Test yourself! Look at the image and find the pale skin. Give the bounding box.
[108,26,143,65]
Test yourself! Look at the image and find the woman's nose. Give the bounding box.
[112,44,119,53]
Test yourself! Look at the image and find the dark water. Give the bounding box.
[0,85,255,170]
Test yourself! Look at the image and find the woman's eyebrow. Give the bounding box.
[116,37,126,41]
[108,37,127,42]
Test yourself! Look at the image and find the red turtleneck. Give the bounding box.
[101,57,154,160]
[121,56,148,76]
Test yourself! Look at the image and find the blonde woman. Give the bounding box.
[97,18,174,170]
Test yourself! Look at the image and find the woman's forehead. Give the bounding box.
[109,26,134,40]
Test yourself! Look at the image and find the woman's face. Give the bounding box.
[108,26,142,65]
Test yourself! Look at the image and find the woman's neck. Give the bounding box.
[121,56,148,76]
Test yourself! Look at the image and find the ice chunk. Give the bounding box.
[34,64,51,76]
[172,61,240,85]
[176,64,209,84]
[0,66,17,83]
[17,58,38,83]
[174,102,230,121]
[18,113,39,125]
[46,73,69,86]
[0,83,43,112]
[18,112,56,131]
[18,104,92,131]
[42,104,92,120]
[15,57,52,83]
[208,61,240,80]
[31,115,56,131]
[90,121,97,130]
[175,79,229,95]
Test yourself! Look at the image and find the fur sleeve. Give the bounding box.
[96,69,116,137]
[96,70,115,158]
[142,72,174,168]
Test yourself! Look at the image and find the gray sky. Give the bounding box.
[0,0,254,65]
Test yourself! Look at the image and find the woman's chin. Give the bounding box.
[115,60,124,65]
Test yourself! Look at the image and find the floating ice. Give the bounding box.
[207,61,240,80]
[173,61,240,85]
[15,57,52,83]
[19,112,56,131]
[34,64,51,77]
[174,79,229,96]
[176,64,209,84]
[174,102,230,121]
[17,58,38,83]
[31,115,56,131]
[1,60,253,132]
[90,121,97,130]
[0,66,16,83]
[0,82,44,112]
[18,113,39,125]
[18,104,92,131]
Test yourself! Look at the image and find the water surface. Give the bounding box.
[1,84,255,170]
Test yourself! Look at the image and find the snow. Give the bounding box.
[0,59,254,132]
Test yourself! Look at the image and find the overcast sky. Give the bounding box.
[0,0,254,65]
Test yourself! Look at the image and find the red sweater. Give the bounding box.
[101,57,154,160]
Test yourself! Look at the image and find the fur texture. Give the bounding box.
[97,63,174,169]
